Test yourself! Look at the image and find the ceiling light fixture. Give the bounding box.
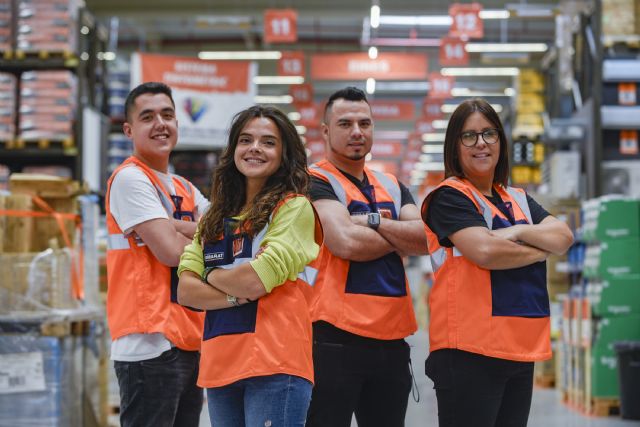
[287,112,301,121]
[368,46,378,59]
[295,125,307,135]
[440,103,504,113]
[370,4,381,28]
[366,78,376,94]
[253,76,305,85]
[450,88,515,97]
[254,95,293,104]
[198,51,282,60]
[377,10,508,27]
[431,120,449,129]
[415,162,445,171]
[441,67,520,76]
[422,145,444,154]
[422,133,446,142]
[466,43,548,53]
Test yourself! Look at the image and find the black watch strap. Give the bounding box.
[201,266,219,284]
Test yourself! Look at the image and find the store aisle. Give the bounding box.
[197,330,639,426]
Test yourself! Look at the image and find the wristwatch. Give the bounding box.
[226,294,240,307]
[367,212,381,230]
[201,266,219,285]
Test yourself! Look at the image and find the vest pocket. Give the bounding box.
[203,301,258,340]
[345,253,406,297]
[490,262,549,317]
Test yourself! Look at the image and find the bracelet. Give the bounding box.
[226,294,240,307]
[201,266,219,285]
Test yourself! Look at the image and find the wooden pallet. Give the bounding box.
[13,49,76,60]
[7,137,75,150]
[40,319,91,337]
[534,374,556,388]
[589,397,620,417]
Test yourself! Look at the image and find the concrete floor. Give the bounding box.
[196,330,639,426]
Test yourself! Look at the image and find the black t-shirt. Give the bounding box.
[310,171,415,207]
[424,186,550,248]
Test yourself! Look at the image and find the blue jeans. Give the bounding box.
[206,374,312,427]
[114,348,203,427]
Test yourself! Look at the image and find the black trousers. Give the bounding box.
[306,324,412,427]
[425,349,534,427]
[114,348,203,427]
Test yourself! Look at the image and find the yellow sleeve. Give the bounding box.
[177,229,205,278]
[249,196,320,293]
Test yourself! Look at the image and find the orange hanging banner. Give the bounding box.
[449,3,483,39]
[264,9,298,43]
[428,72,455,99]
[290,83,314,106]
[370,100,416,120]
[311,52,428,80]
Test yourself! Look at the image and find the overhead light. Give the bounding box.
[376,10,508,27]
[253,76,305,85]
[451,88,514,97]
[507,4,556,18]
[441,67,520,76]
[466,43,548,53]
[198,51,282,60]
[368,46,378,59]
[411,170,427,178]
[366,78,376,94]
[504,88,516,96]
[295,125,307,135]
[422,144,444,153]
[431,120,449,129]
[422,133,446,142]
[441,103,504,113]
[370,5,380,28]
[254,95,293,104]
[419,154,436,163]
[287,112,301,121]
[376,130,409,139]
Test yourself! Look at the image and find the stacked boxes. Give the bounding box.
[583,196,640,398]
[16,0,79,53]
[19,70,76,142]
[0,0,10,52]
[0,72,16,141]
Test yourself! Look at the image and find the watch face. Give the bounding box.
[368,212,380,228]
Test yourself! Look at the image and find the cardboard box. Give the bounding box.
[589,278,640,317]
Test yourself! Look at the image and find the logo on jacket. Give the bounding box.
[205,252,225,262]
[184,98,208,122]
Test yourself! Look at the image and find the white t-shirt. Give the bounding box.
[109,164,209,362]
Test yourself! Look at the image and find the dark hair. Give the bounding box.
[199,105,309,242]
[443,98,510,187]
[124,82,175,121]
[323,86,370,122]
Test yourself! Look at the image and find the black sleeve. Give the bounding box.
[425,187,488,247]
[309,176,339,202]
[526,194,551,224]
[398,180,416,206]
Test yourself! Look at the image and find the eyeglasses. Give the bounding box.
[459,128,500,147]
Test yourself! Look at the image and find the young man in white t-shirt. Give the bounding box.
[105,82,209,427]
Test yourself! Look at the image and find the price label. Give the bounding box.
[618,83,637,105]
[449,3,484,39]
[620,130,639,155]
[264,9,298,44]
[439,38,468,66]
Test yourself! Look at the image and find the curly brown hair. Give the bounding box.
[199,105,309,243]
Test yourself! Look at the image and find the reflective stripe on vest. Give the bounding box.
[298,265,319,286]
[506,187,532,224]
[108,233,130,250]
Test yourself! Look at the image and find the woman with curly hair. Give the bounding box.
[177,105,321,427]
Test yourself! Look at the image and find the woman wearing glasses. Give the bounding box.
[420,98,573,427]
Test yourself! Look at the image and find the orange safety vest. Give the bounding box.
[422,177,551,362]
[197,196,322,388]
[105,156,204,351]
[308,160,417,340]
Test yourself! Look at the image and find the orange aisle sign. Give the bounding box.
[366,160,400,176]
[620,130,639,155]
[311,52,428,80]
[415,119,434,134]
[297,104,320,127]
[264,9,298,44]
[290,83,314,105]
[278,51,305,76]
[449,3,483,39]
[421,99,444,119]
[370,100,416,120]
[439,37,468,66]
[428,72,455,99]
